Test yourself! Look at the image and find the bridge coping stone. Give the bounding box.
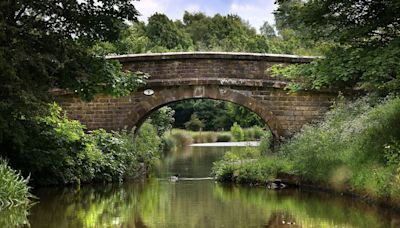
[106,52,318,63]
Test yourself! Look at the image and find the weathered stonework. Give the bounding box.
[56,52,337,140]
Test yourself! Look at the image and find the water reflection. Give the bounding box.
[5,146,400,227]
[28,180,399,227]
[156,146,225,178]
[0,206,30,227]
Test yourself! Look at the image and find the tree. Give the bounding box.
[0,1,143,159]
[146,13,192,50]
[260,21,276,38]
[184,114,205,131]
[226,103,264,128]
[149,106,175,136]
[273,0,400,93]
[230,122,244,141]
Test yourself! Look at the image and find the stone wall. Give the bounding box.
[56,52,337,139]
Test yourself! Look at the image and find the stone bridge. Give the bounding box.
[57,52,338,140]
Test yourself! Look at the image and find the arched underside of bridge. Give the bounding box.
[128,85,282,139]
[56,52,339,142]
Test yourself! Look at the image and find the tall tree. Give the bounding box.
[273,0,400,93]
[146,13,192,50]
[0,0,143,154]
[260,21,276,38]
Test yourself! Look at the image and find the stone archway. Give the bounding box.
[125,85,283,140]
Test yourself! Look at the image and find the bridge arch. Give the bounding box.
[125,85,283,140]
[56,52,337,141]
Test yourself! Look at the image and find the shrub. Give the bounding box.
[184,113,205,131]
[205,132,217,143]
[216,133,232,142]
[4,103,162,185]
[230,122,244,141]
[279,96,400,197]
[258,131,272,155]
[213,96,400,201]
[212,156,293,184]
[243,128,255,141]
[162,136,177,151]
[0,159,33,208]
[243,126,268,141]
[171,132,193,146]
[192,134,204,143]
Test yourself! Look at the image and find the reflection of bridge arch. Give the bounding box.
[128,86,282,140]
[57,52,337,138]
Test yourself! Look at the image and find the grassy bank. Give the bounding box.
[213,96,400,205]
[0,159,32,209]
[162,126,270,150]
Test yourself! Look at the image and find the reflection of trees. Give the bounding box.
[26,180,396,228]
[156,146,228,178]
[213,184,388,228]
[29,181,152,227]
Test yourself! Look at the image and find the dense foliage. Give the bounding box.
[148,107,175,136]
[3,104,161,186]
[170,99,264,131]
[92,11,319,55]
[273,0,400,94]
[0,159,32,209]
[280,96,400,198]
[0,0,146,182]
[214,96,400,201]
[212,130,279,184]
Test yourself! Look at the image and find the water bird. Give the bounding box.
[170,174,179,182]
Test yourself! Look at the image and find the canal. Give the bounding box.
[8,145,400,227]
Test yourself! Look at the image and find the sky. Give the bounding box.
[134,0,277,32]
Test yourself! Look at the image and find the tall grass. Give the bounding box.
[213,96,400,202]
[280,96,400,198]
[0,159,33,209]
[163,127,269,148]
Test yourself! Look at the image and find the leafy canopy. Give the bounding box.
[0,0,143,154]
[273,0,400,93]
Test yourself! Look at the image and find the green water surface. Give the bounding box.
[2,146,400,227]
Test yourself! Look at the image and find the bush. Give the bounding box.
[192,134,204,143]
[0,159,32,208]
[243,126,268,141]
[258,131,273,155]
[216,133,232,142]
[213,96,400,202]
[162,136,177,151]
[171,132,193,146]
[243,128,255,141]
[212,156,293,184]
[230,122,244,141]
[4,103,161,186]
[184,113,205,131]
[279,96,400,197]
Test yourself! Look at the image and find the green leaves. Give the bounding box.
[274,0,400,94]
[0,159,33,209]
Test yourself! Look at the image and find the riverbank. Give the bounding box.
[212,96,400,209]
[191,141,260,147]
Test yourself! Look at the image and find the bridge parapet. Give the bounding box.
[57,52,335,139]
[108,52,316,84]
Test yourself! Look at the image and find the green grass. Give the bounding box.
[0,159,33,209]
[163,127,270,148]
[213,96,400,204]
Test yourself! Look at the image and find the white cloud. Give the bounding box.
[185,4,201,13]
[133,0,277,32]
[229,0,277,31]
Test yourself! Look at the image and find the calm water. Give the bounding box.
[2,146,400,227]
